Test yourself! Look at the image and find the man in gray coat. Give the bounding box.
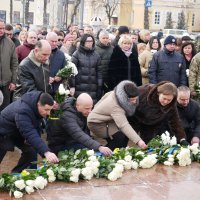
[0,19,18,110]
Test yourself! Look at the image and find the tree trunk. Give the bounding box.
[43,0,48,27]
[10,0,13,24]
[25,0,30,25]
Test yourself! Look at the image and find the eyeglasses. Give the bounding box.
[58,39,64,42]
[5,33,13,36]
[85,40,93,43]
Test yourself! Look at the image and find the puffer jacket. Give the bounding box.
[0,35,18,86]
[95,41,113,83]
[47,97,101,151]
[0,91,49,155]
[189,52,200,91]
[149,48,187,87]
[70,45,102,102]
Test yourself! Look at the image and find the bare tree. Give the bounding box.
[24,0,30,25]
[144,6,149,29]
[102,0,119,25]
[43,0,48,27]
[10,0,13,24]
[70,0,81,25]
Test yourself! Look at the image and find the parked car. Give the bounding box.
[163,29,189,38]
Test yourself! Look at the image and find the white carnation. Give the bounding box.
[46,169,54,177]
[71,169,81,177]
[107,171,118,181]
[177,148,192,166]
[87,150,95,156]
[124,155,132,162]
[190,143,200,155]
[81,167,93,180]
[25,186,34,194]
[26,180,34,187]
[34,176,47,190]
[136,151,144,156]
[70,176,79,183]
[48,176,56,183]
[88,155,97,161]
[58,84,66,95]
[14,180,26,190]
[170,136,177,146]
[164,161,173,166]
[124,161,132,170]
[131,161,139,169]
[14,191,23,198]
[114,163,124,173]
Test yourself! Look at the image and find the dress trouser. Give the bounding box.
[0,134,37,173]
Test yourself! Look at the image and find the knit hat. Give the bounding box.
[64,34,74,43]
[124,82,139,98]
[164,35,177,45]
[0,90,3,106]
[118,26,129,35]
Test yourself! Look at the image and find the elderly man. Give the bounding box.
[16,30,38,63]
[0,91,59,173]
[47,93,112,156]
[0,19,18,110]
[46,32,66,96]
[149,35,187,87]
[14,40,51,99]
[176,86,200,144]
[87,80,147,150]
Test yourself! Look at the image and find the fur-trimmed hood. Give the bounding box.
[115,80,139,116]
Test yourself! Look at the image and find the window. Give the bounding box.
[192,14,195,26]
[13,11,20,24]
[0,10,6,22]
[28,12,34,24]
[154,11,160,25]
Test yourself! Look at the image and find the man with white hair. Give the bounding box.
[46,32,66,96]
[47,93,113,156]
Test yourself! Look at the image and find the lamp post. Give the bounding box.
[80,0,84,29]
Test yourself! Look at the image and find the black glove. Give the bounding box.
[180,139,190,146]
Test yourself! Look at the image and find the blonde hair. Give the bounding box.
[137,43,146,54]
[139,29,150,41]
[118,35,132,47]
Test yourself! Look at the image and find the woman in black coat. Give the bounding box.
[107,35,142,91]
[69,34,102,103]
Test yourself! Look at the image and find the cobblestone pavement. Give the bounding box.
[0,150,200,200]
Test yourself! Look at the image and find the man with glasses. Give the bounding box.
[0,19,18,110]
[5,24,20,47]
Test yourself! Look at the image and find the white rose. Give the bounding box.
[25,186,34,194]
[46,169,54,177]
[136,151,144,156]
[164,161,173,166]
[107,171,118,181]
[14,191,23,198]
[87,150,95,156]
[71,169,81,177]
[70,176,79,183]
[14,180,26,190]
[124,155,132,162]
[26,180,34,187]
[88,155,97,161]
[48,176,56,183]
[170,136,177,146]
[58,84,66,95]
[114,164,124,173]
[65,89,70,95]
[34,176,46,190]
[124,162,132,170]
[131,161,139,169]
[190,143,200,155]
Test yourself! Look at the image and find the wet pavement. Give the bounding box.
[0,150,200,200]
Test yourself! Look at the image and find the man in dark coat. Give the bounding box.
[177,86,200,144]
[128,81,188,144]
[47,93,112,156]
[149,35,187,87]
[0,91,59,173]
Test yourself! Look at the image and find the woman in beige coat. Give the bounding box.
[87,80,147,150]
[139,36,161,84]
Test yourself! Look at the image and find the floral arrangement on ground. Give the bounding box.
[0,132,200,198]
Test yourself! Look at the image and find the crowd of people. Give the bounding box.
[0,19,200,173]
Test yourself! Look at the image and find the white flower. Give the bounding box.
[131,161,139,169]
[186,69,189,77]
[46,169,54,177]
[88,155,97,161]
[26,180,34,187]
[107,171,118,181]
[48,176,56,183]
[177,148,192,166]
[68,61,78,75]
[25,186,34,194]
[124,155,132,162]
[34,176,47,190]
[170,136,177,146]
[161,131,171,145]
[14,191,23,198]
[71,169,81,177]
[114,163,124,173]
[58,84,66,95]
[164,161,173,166]
[65,89,70,95]
[139,154,157,168]
[87,150,95,156]
[70,176,79,183]
[14,179,26,190]
[117,160,126,165]
[136,151,144,156]
[168,157,174,163]
[190,143,200,155]
[81,167,93,180]
[124,162,132,170]
[64,53,72,61]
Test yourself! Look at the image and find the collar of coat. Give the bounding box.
[114,80,139,116]
[28,49,49,67]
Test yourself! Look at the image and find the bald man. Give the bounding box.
[46,32,66,96]
[47,93,112,156]
[14,40,52,99]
